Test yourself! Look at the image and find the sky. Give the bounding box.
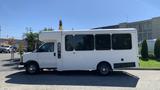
[0,0,160,39]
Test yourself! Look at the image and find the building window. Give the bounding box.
[74,35,94,51]
[143,33,147,40]
[95,34,111,50]
[112,34,132,50]
[138,33,142,41]
[148,32,152,39]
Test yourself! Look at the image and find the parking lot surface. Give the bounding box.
[0,53,160,90]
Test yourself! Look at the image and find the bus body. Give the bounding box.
[22,28,139,75]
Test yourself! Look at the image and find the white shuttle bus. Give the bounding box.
[22,28,139,75]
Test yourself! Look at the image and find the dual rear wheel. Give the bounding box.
[97,62,112,75]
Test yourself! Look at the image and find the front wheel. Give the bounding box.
[97,63,112,76]
[25,62,39,74]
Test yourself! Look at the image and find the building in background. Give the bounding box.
[0,38,27,48]
[94,17,160,42]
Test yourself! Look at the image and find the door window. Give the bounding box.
[57,42,61,58]
[37,42,54,52]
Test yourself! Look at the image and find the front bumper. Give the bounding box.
[19,62,24,65]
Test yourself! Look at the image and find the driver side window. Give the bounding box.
[38,42,54,52]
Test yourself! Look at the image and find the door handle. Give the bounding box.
[54,53,56,56]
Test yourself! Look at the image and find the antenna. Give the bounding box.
[126,16,129,28]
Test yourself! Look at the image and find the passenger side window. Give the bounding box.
[65,35,74,51]
[95,34,111,50]
[38,42,54,52]
[74,35,94,50]
[112,34,132,50]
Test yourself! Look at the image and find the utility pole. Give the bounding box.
[0,25,1,39]
[0,26,1,46]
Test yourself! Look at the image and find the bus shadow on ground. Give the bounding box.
[5,71,139,87]
[1,59,23,70]
[2,58,20,66]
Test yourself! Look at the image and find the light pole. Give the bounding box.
[0,25,1,39]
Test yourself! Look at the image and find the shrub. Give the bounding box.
[154,38,160,59]
[141,40,148,59]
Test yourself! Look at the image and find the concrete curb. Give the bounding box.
[120,68,160,70]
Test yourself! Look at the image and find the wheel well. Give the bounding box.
[97,61,112,70]
[25,60,39,68]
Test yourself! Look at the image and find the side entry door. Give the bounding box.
[37,42,57,68]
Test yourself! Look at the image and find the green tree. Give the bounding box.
[141,40,148,59]
[24,31,39,52]
[154,38,160,59]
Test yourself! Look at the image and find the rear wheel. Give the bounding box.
[97,62,112,76]
[25,62,39,74]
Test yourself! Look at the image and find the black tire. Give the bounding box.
[25,62,39,74]
[97,62,112,76]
